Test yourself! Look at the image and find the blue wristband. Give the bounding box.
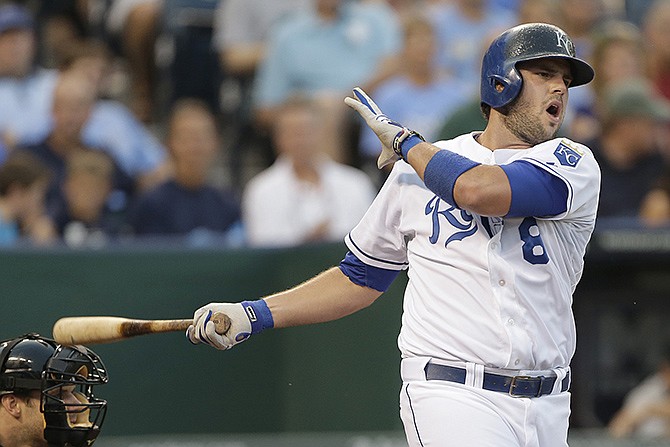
[241,299,275,334]
[424,150,481,205]
[400,134,425,159]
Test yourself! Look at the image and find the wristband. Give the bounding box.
[424,150,481,205]
[240,299,275,334]
[393,129,425,160]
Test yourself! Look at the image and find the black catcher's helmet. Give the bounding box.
[0,333,108,447]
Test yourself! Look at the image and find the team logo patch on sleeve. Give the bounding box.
[553,141,583,167]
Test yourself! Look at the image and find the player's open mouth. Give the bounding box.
[546,101,562,123]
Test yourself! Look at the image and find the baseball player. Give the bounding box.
[188,23,600,446]
[0,333,109,447]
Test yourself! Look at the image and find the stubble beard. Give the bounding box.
[502,95,560,146]
[22,397,50,447]
[15,416,49,447]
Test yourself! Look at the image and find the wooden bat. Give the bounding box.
[52,312,231,345]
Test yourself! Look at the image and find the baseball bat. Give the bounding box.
[52,312,231,345]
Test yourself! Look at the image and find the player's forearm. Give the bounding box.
[405,141,437,180]
[264,267,382,328]
[187,266,381,349]
[406,143,512,216]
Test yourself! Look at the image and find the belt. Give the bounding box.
[424,362,570,398]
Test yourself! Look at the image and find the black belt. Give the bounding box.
[424,362,570,398]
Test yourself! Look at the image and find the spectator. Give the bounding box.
[588,79,670,221]
[213,0,310,79]
[0,3,58,150]
[357,14,472,183]
[157,0,223,122]
[0,5,169,190]
[129,98,241,239]
[566,20,647,142]
[556,0,606,136]
[516,0,558,24]
[59,39,170,191]
[0,151,55,246]
[252,0,402,163]
[34,0,91,69]
[17,71,135,217]
[379,0,427,22]
[643,0,670,102]
[428,0,517,83]
[243,96,376,247]
[626,0,656,27]
[104,0,162,122]
[556,0,605,61]
[52,150,123,247]
[609,346,670,439]
[57,38,125,101]
[212,0,311,185]
[435,96,488,142]
[640,167,670,227]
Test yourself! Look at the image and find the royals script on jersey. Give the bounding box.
[345,132,601,371]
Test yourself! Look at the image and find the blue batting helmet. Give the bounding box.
[480,23,594,109]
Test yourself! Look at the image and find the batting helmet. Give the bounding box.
[481,23,595,109]
[0,333,108,447]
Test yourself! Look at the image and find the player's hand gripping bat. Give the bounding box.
[52,312,231,345]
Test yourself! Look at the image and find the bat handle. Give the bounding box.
[211,311,232,335]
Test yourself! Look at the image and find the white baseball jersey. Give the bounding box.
[345,132,600,371]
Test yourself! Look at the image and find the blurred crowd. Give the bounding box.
[0,0,670,250]
[1,0,670,439]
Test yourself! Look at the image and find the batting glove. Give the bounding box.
[344,87,425,169]
[186,300,274,350]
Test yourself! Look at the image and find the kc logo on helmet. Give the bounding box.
[554,30,574,55]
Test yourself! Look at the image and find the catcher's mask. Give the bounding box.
[0,333,108,447]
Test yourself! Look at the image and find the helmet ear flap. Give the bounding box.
[484,68,523,110]
[490,74,509,93]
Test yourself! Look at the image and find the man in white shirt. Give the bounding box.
[243,96,376,247]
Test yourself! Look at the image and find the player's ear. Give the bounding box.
[1,393,22,417]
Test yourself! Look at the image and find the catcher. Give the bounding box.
[0,333,108,447]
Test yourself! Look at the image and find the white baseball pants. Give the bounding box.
[399,358,571,447]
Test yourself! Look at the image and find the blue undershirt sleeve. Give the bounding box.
[338,251,400,292]
[500,160,569,218]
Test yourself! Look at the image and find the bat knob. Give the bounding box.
[210,312,231,335]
